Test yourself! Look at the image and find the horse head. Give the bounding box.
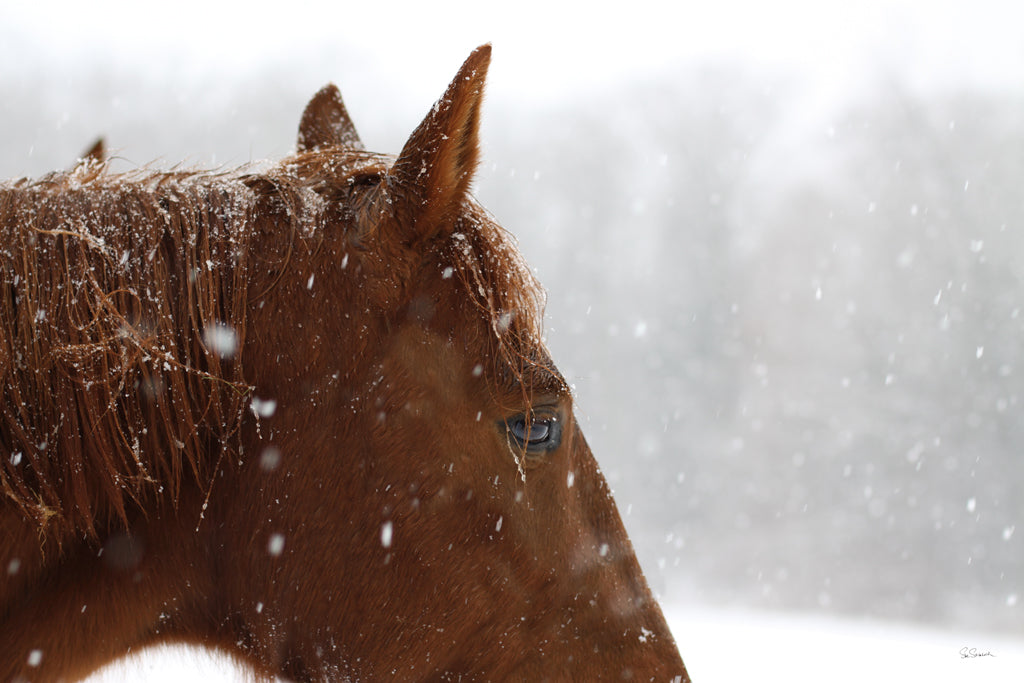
[0,45,689,682]
[234,44,688,680]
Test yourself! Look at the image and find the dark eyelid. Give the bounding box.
[529,403,560,418]
[349,173,382,188]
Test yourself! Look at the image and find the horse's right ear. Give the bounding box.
[384,44,491,245]
[297,84,365,152]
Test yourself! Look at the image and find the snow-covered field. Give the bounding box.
[669,607,1023,683]
[88,605,1023,682]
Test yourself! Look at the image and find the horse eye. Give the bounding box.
[505,412,561,454]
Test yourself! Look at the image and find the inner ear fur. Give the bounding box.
[385,44,492,244]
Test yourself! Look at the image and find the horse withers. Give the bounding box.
[0,45,690,681]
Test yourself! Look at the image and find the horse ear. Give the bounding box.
[70,138,106,180]
[298,84,365,152]
[385,44,491,242]
[81,138,105,164]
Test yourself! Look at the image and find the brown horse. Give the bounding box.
[1,46,690,682]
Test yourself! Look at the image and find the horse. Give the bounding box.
[0,45,690,682]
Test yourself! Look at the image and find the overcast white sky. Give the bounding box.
[2,0,1021,175]
[3,0,1022,102]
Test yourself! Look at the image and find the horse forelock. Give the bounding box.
[443,202,564,406]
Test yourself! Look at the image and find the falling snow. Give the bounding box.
[267,534,285,557]
[10,8,1024,677]
[259,446,281,471]
[250,397,277,418]
[203,323,238,359]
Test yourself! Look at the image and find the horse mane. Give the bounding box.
[0,164,284,539]
[1,75,554,541]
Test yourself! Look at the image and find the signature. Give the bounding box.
[960,647,995,659]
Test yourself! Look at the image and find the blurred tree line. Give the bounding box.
[479,71,1024,633]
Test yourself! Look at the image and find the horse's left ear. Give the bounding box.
[385,44,491,243]
[80,138,106,164]
[70,138,107,180]
[298,84,365,152]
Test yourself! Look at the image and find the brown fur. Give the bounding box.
[1,45,690,681]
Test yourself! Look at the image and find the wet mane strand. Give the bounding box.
[0,166,270,538]
[444,203,565,407]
